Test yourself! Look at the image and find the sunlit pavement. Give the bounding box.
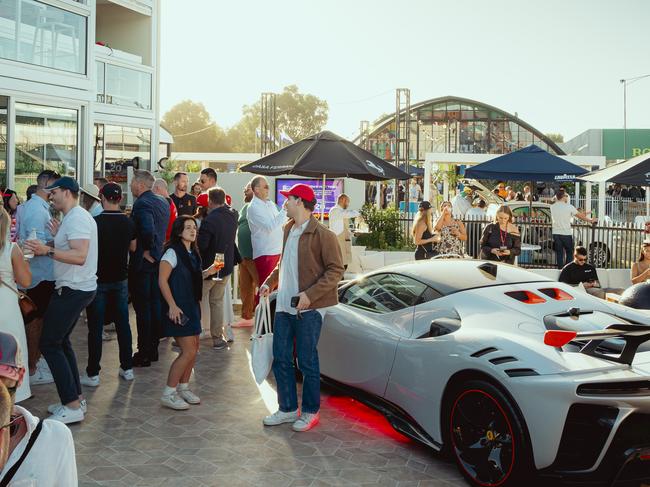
[22,309,468,487]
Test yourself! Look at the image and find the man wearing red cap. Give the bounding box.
[260,183,344,432]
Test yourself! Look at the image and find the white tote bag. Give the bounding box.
[250,296,273,384]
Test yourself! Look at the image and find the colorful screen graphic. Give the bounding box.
[275,178,344,219]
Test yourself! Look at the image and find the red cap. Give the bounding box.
[280,183,316,202]
[226,194,232,206]
[197,193,209,208]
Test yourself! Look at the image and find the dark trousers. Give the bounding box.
[554,234,574,269]
[40,287,96,405]
[272,311,323,414]
[86,280,133,376]
[131,269,162,360]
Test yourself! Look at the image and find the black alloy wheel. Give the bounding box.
[448,380,532,487]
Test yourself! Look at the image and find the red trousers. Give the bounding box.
[254,254,280,305]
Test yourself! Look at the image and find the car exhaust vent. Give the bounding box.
[490,356,518,365]
[538,288,574,301]
[471,347,498,358]
[577,381,650,397]
[505,290,546,304]
[504,368,539,377]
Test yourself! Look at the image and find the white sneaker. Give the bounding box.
[199,330,211,339]
[102,331,113,341]
[119,368,134,381]
[49,404,84,424]
[263,409,299,426]
[161,393,190,410]
[212,338,227,350]
[225,324,235,343]
[29,367,54,385]
[80,374,100,387]
[178,388,200,404]
[292,412,320,432]
[47,399,87,414]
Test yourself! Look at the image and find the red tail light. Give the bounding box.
[544,330,578,347]
[539,288,574,301]
[505,291,546,304]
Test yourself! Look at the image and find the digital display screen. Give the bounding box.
[275,178,344,219]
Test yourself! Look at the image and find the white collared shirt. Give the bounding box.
[276,219,308,315]
[0,406,78,486]
[247,196,287,259]
[328,205,359,236]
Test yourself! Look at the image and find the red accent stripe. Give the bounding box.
[544,330,578,347]
[505,290,546,304]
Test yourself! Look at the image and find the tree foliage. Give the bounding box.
[161,100,231,152]
[544,133,564,144]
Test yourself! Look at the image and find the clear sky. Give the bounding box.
[160,0,650,142]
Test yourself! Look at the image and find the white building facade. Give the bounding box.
[0,0,162,195]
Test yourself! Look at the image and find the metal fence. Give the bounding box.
[574,196,648,224]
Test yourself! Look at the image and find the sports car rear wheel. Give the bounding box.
[448,380,532,487]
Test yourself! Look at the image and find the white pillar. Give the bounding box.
[375,181,381,209]
[443,164,449,202]
[574,182,580,207]
[646,186,650,216]
[424,161,431,202]
[598,182,606,221]
[585,182,592,217]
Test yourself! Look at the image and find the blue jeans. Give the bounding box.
[553,234,574,269]
[272,311,323,414]
[86,280,133,376]
[40,287,96,405]
[131,268,162,360]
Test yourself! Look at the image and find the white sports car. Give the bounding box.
[272,260,650,486]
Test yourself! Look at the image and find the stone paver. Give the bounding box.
[21,309,557,486]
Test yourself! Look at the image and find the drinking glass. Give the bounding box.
[212,253,224,281]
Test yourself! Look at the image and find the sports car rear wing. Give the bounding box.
[544,324,650,365]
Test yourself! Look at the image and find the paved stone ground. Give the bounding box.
[21,310,469,487]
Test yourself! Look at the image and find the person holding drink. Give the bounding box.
[433,201,467,256]
[159,216,218,410]
[480,205,521,265]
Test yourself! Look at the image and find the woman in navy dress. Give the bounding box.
[158,216,217,410]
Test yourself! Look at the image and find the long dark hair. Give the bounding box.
[2,189,18,216]
[165,215,199,255]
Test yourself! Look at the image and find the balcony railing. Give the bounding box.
[96,58,152,110]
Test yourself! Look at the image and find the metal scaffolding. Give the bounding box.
[395,88,411,211]
[359,120,370,151]
[260,92,277,156]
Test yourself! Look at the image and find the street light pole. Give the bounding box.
[620,74,650,160]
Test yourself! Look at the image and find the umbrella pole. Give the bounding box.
[321,174,326,223]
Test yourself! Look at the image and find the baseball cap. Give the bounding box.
[81,183,101,201]
[279,183,316,203]
[0,331,25,384]
[418,200,432,210]
[45,176,79,193]
[197,193,209,208]
[99,182,122,201]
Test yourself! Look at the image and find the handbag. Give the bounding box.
[250,296,273,385]
[0,277,38,324]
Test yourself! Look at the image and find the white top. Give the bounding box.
[329,205,359,236]
[550,201,578,235]
[465,207,486,219]
[0,406,78,486]
[54,206,98,291]
[162,248,178,269]
[409,184,422,200]
[247,196,286,259]
[451,193,472,217]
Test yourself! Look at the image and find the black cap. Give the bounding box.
[418,200,432,210]
[45,176,79,193]
[100,182,122,201]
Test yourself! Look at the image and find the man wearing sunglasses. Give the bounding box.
[559,246,624,299]
[0,331,77,485]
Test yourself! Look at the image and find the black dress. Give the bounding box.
[479,223,521,265]
[415,228,437,260]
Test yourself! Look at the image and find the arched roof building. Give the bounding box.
[360,96,564,162]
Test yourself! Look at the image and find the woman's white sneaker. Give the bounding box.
[177,388,200,405]
[80,374,100,387]
[292,412,320,432]
[263,409,299,426]
[161,393,190,410]
[49,405,84,424]
[47,399,87,414]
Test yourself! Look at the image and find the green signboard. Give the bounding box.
[602,129,650,159]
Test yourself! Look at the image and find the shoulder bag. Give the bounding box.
[250,296,273,385]
[0,277,38,324]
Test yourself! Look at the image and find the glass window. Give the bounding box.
[104,64,152,110]
[0,96,7,189]
[14,102,77,197]
[341,273,430,313]
[96,61,105,102]
[98,124,150,181]
[0,0,87,74]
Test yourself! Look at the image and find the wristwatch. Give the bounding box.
[47,248,55,258]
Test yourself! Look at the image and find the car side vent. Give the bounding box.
[504,368,539,377]
[471,347,498,358]
[538,288,574,301]
[505,291,546,304]
[490,356,518,365]
[577,381,650,397]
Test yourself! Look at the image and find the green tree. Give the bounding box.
[227,85,329,152]
[545,133,564,144]
[161,100,230,152]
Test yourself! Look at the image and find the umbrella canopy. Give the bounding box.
[397,163,424,177]
[240,130,410,181]
[580,152,650,186]
[464,144,588,182]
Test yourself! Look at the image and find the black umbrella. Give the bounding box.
[241,130,410,219]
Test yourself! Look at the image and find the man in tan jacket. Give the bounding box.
[260,183,344,432]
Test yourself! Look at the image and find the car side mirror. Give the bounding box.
[429,318,461,338]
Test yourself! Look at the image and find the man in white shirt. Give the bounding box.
[451,188,472,217]
[25,177,98,424]
[550,189,594,269]
[328,194,359,269]
[0,332,78,486]
[247,176,286,291]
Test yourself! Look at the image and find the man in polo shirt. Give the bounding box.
[260,183,344,432]
[25,176,98,424]
[170,172,197,217]
[247,176,286,290]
